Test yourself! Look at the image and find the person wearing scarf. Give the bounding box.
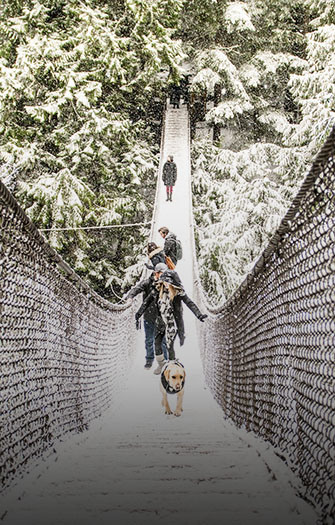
[135,268,207,374]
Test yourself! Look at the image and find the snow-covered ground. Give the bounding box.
[0,103,318,525]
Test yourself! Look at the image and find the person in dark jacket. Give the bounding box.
[162,155,177,202]
[180,74,190,105]
[135,268,207,375]
[158,226,178,265]
[126,271,168,368]
[145,242,166,270]
[169,84,181,108]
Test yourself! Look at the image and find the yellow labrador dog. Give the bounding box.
[160,361,186,417]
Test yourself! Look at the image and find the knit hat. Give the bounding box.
[160,270,184,289]
[154,262,168,273]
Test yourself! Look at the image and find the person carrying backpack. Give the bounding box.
[158,226,183,266]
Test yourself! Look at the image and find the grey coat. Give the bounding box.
[162,160,177,186]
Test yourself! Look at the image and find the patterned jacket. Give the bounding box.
[162,160,177,186]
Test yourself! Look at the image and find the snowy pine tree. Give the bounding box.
[0,0,184,298]
[1,0,333,303]
[285,0,335,152]
[187,0,334,303]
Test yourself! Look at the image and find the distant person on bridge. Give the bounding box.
[162,155,177,202]
[125,269,168,369]
[169,84,181,109]
[180,74,190,105]
[158,226,182,266]
[135,267,207,375]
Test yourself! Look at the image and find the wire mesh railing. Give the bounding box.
[192,127,335,524]
[1,110,334,524]
[0,180,138,491]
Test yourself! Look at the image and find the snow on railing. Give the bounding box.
[0,180,138,491]
[149,111,166,242]
[191,125,335,525]
[1,107,334,523]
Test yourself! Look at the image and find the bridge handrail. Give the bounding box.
[0,173,138,492]
[0,180,129,312]
[148,108,167,244]
[0,106,167,492]
[194,126,335,315]
[191,125,335,524]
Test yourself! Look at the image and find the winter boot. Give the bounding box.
[153,354,165,375]
[166,190,170,201]
[144,359,153,369]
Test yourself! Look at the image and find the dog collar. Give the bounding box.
[161,361,185,395]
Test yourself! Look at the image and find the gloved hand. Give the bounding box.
[135,311,141,330]
[199,314,208,322]
[179,334,185,346]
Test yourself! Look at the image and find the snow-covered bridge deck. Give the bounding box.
[0,104,317,525]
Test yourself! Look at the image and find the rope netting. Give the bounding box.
[0,181,138,491]
[193,128,335,524]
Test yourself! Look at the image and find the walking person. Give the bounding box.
[125,270,168,368]
[162,155,177,202]
[169,84,182,109]
[135,268,207,375]
[180,74,190,105]
[158,226,182,266]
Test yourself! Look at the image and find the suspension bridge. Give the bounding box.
[0,102,334,525]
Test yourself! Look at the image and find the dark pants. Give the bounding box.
[144,320,168,360]
[155,329,175,360]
